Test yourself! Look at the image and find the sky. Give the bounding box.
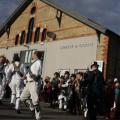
[0,0,120,35]
[47,0,120,35]
[0,0,23,27]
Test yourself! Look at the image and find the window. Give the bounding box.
[15,34,19,45]
[20,51,26,63]
[31,6,36,14]
[20,50,44,74]
[34,27,40,43]
[41,28,47,42]
[20,31,25,45]
[20,50,36,64]
[26,17,34,44]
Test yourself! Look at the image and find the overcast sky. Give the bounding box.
[48,0,120,35]
[0,0,120,35]
[0,0,23,27]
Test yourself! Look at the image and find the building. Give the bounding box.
[0,0,120,79]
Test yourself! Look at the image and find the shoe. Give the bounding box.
[31,110,35,117]
[10,103,15,107]
[63,109,67,111]
[16,109,21,114]
[105,117,109,120]
[35,117,41,120]
[0,100,3,105]
[10,103,15,110]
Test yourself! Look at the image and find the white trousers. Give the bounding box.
[58,94,67,109]
[9,80,24,110]
[20,81,41,120]
[20,81,40,105]
[0,77,6,100]
[0,85,5,100]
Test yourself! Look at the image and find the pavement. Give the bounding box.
[0,100,105,120]
[0,100,83,120]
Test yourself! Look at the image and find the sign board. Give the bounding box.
[44,35,98,77]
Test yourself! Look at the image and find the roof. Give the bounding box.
[41,0,119,37]
[0,0,33,37]
[0,0,119,37]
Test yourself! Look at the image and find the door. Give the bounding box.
[20,50,44,74]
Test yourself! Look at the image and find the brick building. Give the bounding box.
[0,0,120,79]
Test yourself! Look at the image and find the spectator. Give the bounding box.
[43,76,52,103]
[50,72,60,108]
[58,76,67,110]
[73,72,84,115]
[113,78,120,120]
[86,62,106,120]
[105,79,114,120]
[67,74,76,114]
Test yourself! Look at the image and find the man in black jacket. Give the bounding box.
[86,62,105,120]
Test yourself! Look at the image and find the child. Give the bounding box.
[43,76,52,103]
[58,76,67,110]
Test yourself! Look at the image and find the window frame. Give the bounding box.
[26,17,34,44]
[15,34,19,45]
[34,27,40,43]
[20,31,26,45]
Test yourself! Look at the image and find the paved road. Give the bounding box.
[0,100,105,120]
[0,100,83,120]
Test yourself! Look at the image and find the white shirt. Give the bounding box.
[6,62,27,82]
[26,59,42,82]
[61,79,70,88]
[4,64,9,74]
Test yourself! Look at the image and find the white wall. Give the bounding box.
[0,35,98,78]
[0,43,45,61]
[44,35,98,77]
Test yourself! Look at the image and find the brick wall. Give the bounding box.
[0,0,109,78]
[0,0,97,48]
[97,34,109,79]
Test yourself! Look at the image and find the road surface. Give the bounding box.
[0,100,84,120]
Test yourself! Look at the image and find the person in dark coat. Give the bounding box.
[67,74,76,114]
[105,79,115,120]
[50,72,60,108]
[86,62,106,120]
[113,78,120,120]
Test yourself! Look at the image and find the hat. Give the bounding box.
[114,78,120,83]
[70,74,76,78]
[64,71,70,75]
[54,72,60,77]
[13,54,20,62]
[91,62,99,68]
[60,76,65,80]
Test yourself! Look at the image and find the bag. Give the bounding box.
[110,108,116,120]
